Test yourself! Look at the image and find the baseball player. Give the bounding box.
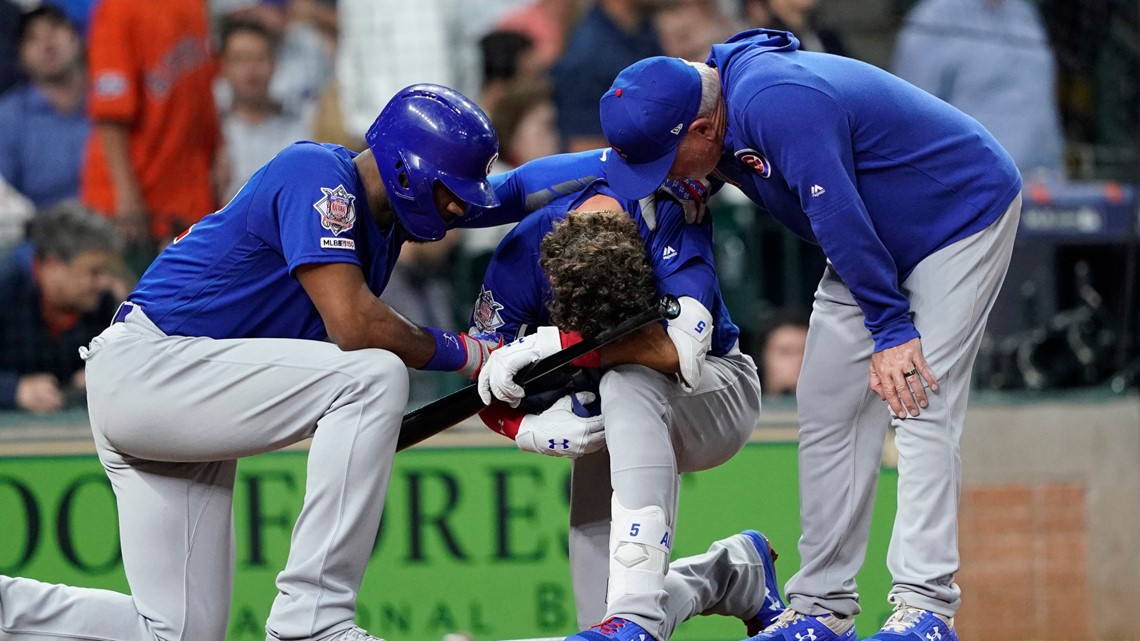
[469,150,776,641]
[0,84,503,641]
[596,30,1022,641]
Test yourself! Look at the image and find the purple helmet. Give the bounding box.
[366,84,499,241]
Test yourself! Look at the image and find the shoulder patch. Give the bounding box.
[313,185,357,236]
[473,285,505,333]
[734,148,772,178]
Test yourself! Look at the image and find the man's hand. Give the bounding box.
[516,392,605,458]
[477,326,562,407]
[114,187,149,244]
[16,374,63,413]
[869,337,938,419]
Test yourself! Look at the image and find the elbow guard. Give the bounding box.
[665,296,713,392]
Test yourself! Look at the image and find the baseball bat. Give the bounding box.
[396,294,682,451]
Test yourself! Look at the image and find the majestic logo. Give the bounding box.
[473,286,505,332]
[313,185,357,236]
[734,148,772,178]
[811,184,826,198]
[320,237,355,250]
[662,245,678,260]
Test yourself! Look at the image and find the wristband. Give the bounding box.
[422,326,469,372]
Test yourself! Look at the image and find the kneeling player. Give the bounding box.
[469,169,774,641]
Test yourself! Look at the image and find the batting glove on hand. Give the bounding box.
[478,326,562,407]
[516,392,605,459]
[658,177,710,224]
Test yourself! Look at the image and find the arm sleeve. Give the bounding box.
[86,0,140,122]
[745,84,918,351]
[467,223,548,342]
[461,151,608,228]
[646,199,718,313]
[270,149,365,274]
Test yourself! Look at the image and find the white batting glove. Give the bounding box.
[516,392,605,459]
[477,326,562,407]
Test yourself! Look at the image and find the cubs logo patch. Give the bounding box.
[313,185,357,236]
[734,148,772,178]
[473,285,505,332]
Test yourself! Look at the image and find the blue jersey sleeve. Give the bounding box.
[461,151,607,228]
[264,144,366,276]
[743,83,918,351]
[643,197,718,312]
[467,215,554,343]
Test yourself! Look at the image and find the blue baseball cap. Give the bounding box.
[600,57,703,200]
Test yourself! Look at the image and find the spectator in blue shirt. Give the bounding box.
[0,5,90,210]
[892,0,1064,177]
[550,0,663,152]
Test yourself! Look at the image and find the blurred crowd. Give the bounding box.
[0,0,1135,414]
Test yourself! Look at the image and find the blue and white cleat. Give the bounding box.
[864,596,957,641]
[741,530,788,636]
[748,608,856,641]
[565,617,658,641]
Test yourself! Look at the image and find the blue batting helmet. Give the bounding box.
[366,84,500,241]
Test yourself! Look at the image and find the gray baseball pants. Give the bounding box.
[785,194,1021,618]
[0,307,409,641]
[568,353,760,639]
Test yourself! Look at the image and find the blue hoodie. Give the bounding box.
[707,29,1021,352]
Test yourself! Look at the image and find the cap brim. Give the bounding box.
[604,145,678,201]
[445,176,499,208]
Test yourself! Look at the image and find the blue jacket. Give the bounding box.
[708,30,1021,351]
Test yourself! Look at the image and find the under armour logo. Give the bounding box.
[548,438,570,450]
[795,630,817,641]
[926,628,942,641]
[767,594,782,610]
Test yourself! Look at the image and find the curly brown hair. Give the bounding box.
[540,210,657,339]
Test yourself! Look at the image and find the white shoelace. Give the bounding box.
[769,608,807,630]
[881,598,927,633]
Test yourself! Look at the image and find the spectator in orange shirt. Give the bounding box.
[81,0,220,259]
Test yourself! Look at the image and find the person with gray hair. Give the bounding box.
[0,200,121,412]
[599,29,1021,641]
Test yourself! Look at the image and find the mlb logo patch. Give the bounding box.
[734,148,772,178]
[473,286,505,332]
[321,237,356,250]
[313,185,358,236]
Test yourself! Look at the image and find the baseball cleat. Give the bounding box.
[741,530,788,636]
[747,608,856,641]
[565,617,658,641]
[863,596,957,641]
